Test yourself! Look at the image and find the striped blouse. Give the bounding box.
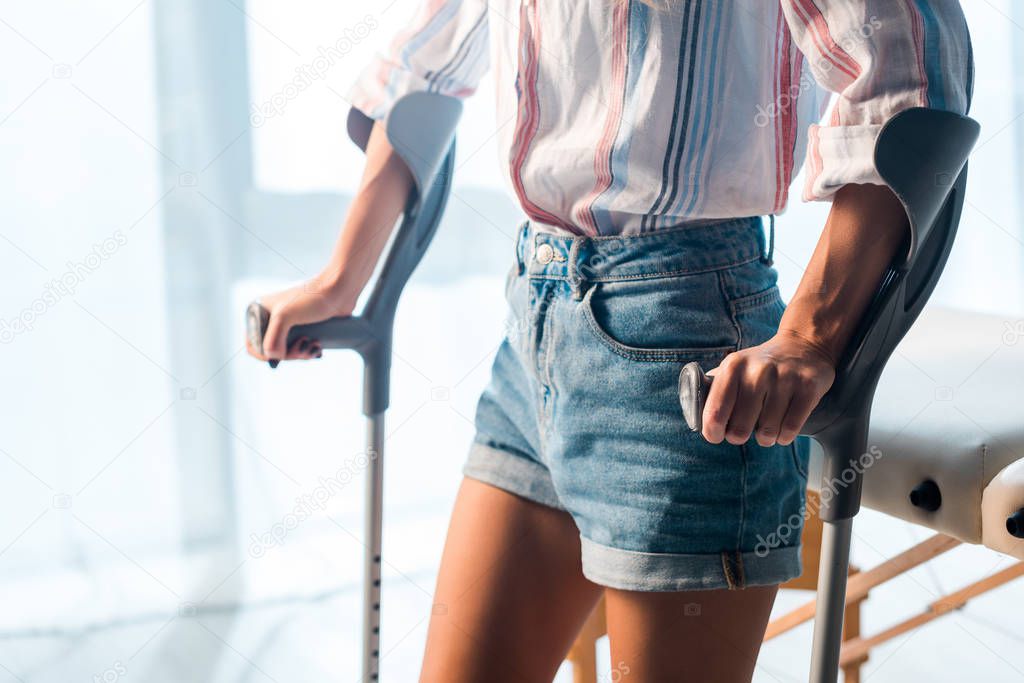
[347,0,973,236]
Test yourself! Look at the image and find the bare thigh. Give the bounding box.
[420,477,603,683]
[606,585,778,682]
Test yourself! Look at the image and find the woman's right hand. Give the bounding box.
[245,271,358,364]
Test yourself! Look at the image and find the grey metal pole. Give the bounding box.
[808,517,853,683]
[362,412,386,682]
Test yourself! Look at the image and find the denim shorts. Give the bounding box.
[464,217,809,592]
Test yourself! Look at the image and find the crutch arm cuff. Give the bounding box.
[347,93,462,200]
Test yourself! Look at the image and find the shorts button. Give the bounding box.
[535,243,554,264]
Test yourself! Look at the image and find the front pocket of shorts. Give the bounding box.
[578,276,738,362]
[729,285,786,349]
[789,439,809,479]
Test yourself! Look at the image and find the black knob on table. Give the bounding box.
[1006,508,1024,539]
[909,479,942,512]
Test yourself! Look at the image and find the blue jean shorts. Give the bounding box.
[464,217,809,592]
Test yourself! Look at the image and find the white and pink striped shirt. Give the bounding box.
[348,0,973,236]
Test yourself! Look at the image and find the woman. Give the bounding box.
[247,1,972,680]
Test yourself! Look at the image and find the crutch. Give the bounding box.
[245,92,462,682]
[678,107,979,683]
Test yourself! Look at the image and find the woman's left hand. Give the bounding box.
[701,331,836,447]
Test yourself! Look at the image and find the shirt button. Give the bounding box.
[535,243,554,264]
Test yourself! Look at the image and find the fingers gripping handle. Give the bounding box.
[678,362,713,433]
[245,302,375,359]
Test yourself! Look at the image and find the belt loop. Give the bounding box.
[568,236,586,300]
[762,214,775,267]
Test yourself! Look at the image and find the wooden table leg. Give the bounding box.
[841,590,868,683]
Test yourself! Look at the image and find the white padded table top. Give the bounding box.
[808,306,1024,550]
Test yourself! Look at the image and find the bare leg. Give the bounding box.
[420,477,603,683]
[605,585,778,682]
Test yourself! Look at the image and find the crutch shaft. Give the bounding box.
[362,413,385,681]
[809,517,853,683]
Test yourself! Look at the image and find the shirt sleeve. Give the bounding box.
[347,0,490,121]
[780,0,974,201]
